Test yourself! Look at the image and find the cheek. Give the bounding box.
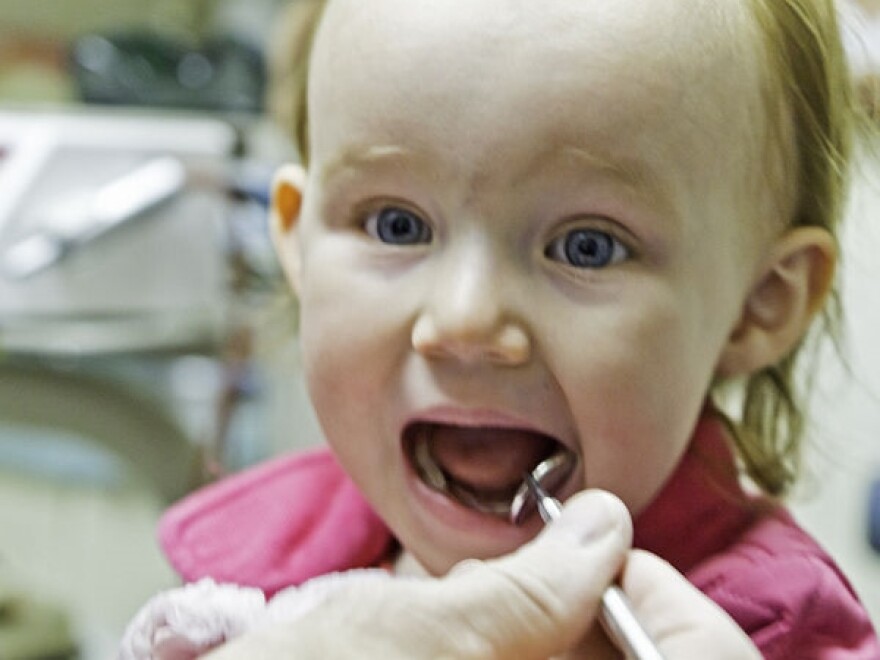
[298,288,392,414]
[298,243,400,358]
[293,249,426,527]
[549,291,722,511]
[297,289,396,489]
[295,243,416,440]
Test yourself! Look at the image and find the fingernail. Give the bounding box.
[552,490,629,544]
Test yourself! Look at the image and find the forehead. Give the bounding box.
[315,0,751,63]
[309,0,768,228]
[311,0,762,117]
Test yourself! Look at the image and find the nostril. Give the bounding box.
[412,315,530,365]
[490,324,530,365]
[411,314,437,353]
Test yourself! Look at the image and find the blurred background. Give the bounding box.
[0,1,878,658]
[0,1,326,657]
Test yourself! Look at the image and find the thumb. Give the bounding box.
[621,551,761,659]
[438,490,633,659]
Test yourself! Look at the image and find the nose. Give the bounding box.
[411,245,531,366]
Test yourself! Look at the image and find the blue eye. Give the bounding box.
[546,228,628,269]
[365,207,432,245]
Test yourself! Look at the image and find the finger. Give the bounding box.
[438,490,633,659]
[621,550,761,660]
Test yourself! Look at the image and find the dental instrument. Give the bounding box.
[517,470,665,660]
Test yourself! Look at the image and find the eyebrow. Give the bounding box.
[319,142,673,216]
[551,145,671,208]
[320,144,421,183]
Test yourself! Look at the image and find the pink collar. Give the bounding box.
[160,449,394,597]
[160,414,756,595]
[633,415,758,574]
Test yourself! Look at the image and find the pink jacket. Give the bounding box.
[160,417,879,658]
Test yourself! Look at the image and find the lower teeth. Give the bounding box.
[414,435,448,491]
[411,431,519,517]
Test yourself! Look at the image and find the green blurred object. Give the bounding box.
[0,0,214,43]
[69,31,266,113]
[0,63,76,105]
[0,576,77,660]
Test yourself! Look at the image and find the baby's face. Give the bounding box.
[287,0,771,574]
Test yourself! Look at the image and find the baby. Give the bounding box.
[121,0,878,657]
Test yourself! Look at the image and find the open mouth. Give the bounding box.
[403,421,576,520]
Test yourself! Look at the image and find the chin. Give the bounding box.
[382,462,548,576]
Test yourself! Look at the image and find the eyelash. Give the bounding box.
[362,205,433,245]
[359,204,632,269]
[544,226,630,269]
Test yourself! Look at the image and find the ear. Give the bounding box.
[270,163,307,294]
[716,227,837,378]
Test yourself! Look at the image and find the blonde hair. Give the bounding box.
[719,0,855,496]
[267,0,327,161]
[269,0,858,497]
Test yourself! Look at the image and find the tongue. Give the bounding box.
[428,425,555,493]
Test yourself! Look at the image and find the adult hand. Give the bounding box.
[204,490,758,659]
[618,550,760,660]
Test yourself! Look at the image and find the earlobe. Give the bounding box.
[271,163,306,234]
[717,227,837,378]
[270,163,307,293]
